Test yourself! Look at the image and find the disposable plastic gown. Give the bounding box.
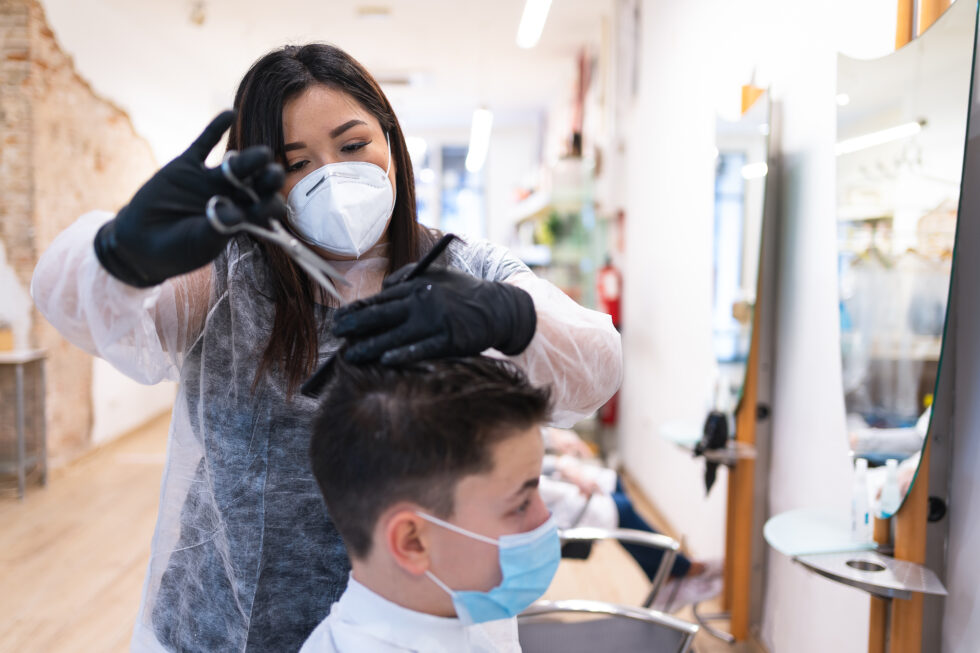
[31,211,623,652]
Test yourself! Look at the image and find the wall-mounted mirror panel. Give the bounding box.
[660,93,771,460]
[837,0,977,516]
[712,94,770,416]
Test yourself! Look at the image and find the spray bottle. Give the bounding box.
[879,458,901,518]
[851,457,871,542]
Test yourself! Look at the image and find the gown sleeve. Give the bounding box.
[449,238,624,427]
[31,210,212,384]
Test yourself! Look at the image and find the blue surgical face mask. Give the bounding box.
[417,512,561,625]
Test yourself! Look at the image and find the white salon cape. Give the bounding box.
[300,576,521,653]
[31,211,622,652]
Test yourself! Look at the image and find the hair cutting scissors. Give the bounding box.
[205,154,351,303]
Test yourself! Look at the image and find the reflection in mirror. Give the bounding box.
[683,92,773,494]
[712,93,770,417]
[660,92,771,491]
[837,0,977,517]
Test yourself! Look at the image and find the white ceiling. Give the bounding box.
[40,0,610,162]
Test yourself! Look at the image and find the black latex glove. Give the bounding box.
[331,266,537,365]
[94,110,286,287]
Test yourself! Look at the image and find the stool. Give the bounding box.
[0,350,47,498]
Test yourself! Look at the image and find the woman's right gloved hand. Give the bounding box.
[93,110,286,288]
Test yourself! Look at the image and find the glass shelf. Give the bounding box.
[765,509,947,600]
[795,551,947,600]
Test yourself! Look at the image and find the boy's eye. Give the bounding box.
[341,141,370,154]
[286,160,309,173]
[514,498,531,514]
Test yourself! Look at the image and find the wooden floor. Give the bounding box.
[0,416,763,653]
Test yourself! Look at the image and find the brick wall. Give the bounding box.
[0,0,157,465]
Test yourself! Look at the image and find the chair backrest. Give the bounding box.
[518,600,698,653]
[558,527,680,605]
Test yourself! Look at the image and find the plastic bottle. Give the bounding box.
[880,458,901,518]
[851,458,871,542]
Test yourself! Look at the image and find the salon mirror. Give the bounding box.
[837,0,976,515]
[658,92,771,481]
[711,92,770,417]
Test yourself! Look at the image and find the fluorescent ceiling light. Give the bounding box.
[836,93,851,106]
[835,121,923,156]
[516,0,553,49]
[465,108,494,173]
[356,5,391,19]
[741,162,768,179]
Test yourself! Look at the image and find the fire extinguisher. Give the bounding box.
[597,256,621,426]
[596,256,621,328]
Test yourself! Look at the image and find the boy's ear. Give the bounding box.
[383,509,431,576]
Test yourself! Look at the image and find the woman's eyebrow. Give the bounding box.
[283,120,368,152]
[330,119,368,138]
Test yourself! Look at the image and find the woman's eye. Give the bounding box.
[286,160,309,173]
[341,141,370,154]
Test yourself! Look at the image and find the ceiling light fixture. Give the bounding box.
[465,108,494,173]
[835,120,924,156]
[189,0,206,26]
[516,0,553,49]
[356,5,391,19]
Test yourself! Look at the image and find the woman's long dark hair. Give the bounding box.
[227,43,436,396]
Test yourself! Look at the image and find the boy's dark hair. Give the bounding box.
[310,355,552,559]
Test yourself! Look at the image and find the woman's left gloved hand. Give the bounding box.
[331,266,537,365]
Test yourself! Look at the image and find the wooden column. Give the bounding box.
[918,0,951,36]
[725,293,761,640]
[723,474,737,611]
[722,83,768,639]
[868,517,891,653]
[868,6,948,650]
[741,85,764,115]
[896,0,914,48]
[888,441,931,653]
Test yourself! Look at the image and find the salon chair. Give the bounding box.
[559,526,680,608]
[518,599,698,653]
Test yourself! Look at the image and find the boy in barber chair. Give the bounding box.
[302,355,557,652]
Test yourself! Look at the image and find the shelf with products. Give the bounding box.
[511,157,612,310]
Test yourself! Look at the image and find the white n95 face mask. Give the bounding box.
[285,133,396,257]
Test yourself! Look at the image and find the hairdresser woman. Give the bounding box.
[32,44,621,652]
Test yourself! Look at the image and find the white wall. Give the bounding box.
[760,21,870,650]
[90,361,175,445]
[618,1,872,649]
[618,0,724,561]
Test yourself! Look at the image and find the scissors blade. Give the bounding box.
[207,198,352,301]
[266,221,352,288]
